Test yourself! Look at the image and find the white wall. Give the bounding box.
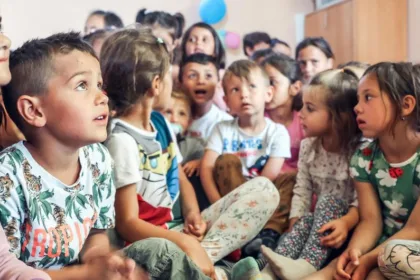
[1,0,313,64]
[408,0,420,63]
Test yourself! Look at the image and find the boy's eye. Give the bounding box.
[206,73,213,79]
[231,88,239,93]
[250,84,257,89]
[269,79,276,86]
[179,111,186,117]
[76,82,87,91]
[188,73,197,79]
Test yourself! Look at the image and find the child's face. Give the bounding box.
[354,73,395,138]
[154,69,173,111]
[224,69,272,119]
[182,62,218,108]
[297,46,333,84]
[299,86,331,137]
[41,50,109,145]
[84,15,105,35]
[273,43,291,57]
[0,33,11,85]
[164,97,191,133]
[264,64,293,110]
[185,27,215,57]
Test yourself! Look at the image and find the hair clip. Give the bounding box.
[157,37,164,44]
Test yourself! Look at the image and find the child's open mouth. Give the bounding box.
[194,89,207,95]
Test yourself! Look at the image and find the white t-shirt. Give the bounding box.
[0,142,115,269]
[187,104,233,142]
[185,105,232,162]
[206,118,291,178]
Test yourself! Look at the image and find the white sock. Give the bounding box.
[261,245,316,280]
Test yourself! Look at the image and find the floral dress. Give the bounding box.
[350,140,420,243]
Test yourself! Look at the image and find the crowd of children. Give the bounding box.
[0,7,420,280]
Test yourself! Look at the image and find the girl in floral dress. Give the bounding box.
[306,62,420,280]
[260,67,362,280]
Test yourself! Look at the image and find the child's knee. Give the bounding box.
[379,240,420,273]
[315,194,348,212]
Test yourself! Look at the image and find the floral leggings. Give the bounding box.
[172,177,280,262]
[274,194,348,269]
[378,239,420,279]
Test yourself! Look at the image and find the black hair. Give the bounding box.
[363,62,420,132]
[271,38,290,48]
[181,22,226,69]
[88,10,124,31]
[295,37,334,60]
[309,68,361,156]
[251,48,275,63]
[243,32,271,56]
[82,29,109,46]
[178,53,219,83]
[261,53,303,111]
[136,9,185,41]
[1,32,97,132]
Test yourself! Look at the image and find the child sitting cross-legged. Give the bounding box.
[0,32,154,279]
[260,68,362,280]
[200,60,293,256]
[103,28,280,280]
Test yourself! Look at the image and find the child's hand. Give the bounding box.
[334,248,362,280]
[180,235,216,279]
[287,217,299,232]
[319,218,349,248]
[84,252,138,280]
[183,159,201,177]
[184,212,207,241]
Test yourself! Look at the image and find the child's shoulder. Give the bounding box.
[351,139,377,159]
[265,118,288,135]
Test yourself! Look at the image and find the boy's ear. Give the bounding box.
[401,95,416,117]
[289,81,302,97]
[245,46,253,57]
[16,95,46,128]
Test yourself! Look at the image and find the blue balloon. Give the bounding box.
[199,0,227,25]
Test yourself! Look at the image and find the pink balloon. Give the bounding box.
[225,32,241,49]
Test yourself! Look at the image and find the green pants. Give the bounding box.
[123,238,211,280]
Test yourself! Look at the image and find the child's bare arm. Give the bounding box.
[200,150,222,204]
[261,157,285,181]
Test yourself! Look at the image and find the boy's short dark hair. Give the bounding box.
[243,32,271,56]
[82,29,109,46]
[222,60,269,91]
[271,38,290,48]
[178,53,220,83]
[1,32,97,132]
[251,48,275,63]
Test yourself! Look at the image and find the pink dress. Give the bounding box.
[281,111,305,173]
[0,227,50,280]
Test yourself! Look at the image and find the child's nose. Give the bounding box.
[354,102,361,114]
[96,90,108,105]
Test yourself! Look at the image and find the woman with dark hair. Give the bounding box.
[295,37,334,84]
[84,10,124,35]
